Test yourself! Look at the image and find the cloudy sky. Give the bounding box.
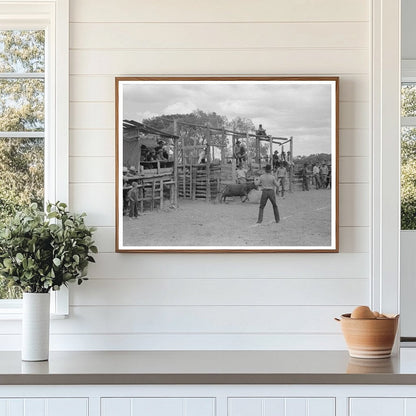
[122,81,335,157]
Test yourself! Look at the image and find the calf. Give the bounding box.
[221,182,257,203]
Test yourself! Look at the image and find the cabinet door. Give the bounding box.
[350,398,416,416]
[101,398,215,416]
[228,397,335,416]
[0,398,88,416]
[350,398,404,416]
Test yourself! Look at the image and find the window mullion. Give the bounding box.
[0,72,44,79]
[0,132,44,138]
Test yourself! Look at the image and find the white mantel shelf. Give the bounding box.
[1,350,416,385]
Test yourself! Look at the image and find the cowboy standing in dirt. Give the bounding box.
[256,164,280,224]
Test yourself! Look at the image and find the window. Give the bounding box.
[0,29,45,300]
[0,0,69,314]
[401,78,416,230]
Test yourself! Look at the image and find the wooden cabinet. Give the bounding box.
[228,398,335,416]
[0,398,88,416]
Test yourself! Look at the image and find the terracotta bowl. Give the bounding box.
[337,313,399,359]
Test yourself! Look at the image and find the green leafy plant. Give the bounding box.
[0,202,97,293]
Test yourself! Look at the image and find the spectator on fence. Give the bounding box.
[276,163,287,198]
[127,166,137,177]
[257,124,267,136]
[146,149,156,161]
[272,150,280,170]
[234,140,247,165]
[156,148,167,161]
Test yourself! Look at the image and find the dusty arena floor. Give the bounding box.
[122,188,332,248]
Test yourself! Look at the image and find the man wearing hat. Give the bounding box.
[256,164,280,224]
[234,140,247,165]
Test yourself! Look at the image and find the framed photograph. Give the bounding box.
[116,77,339,253]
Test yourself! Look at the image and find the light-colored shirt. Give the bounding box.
[236,168,247,180]
[259,173,279,190]
[276,167,287,178]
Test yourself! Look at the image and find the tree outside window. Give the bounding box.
[0,30,45,299]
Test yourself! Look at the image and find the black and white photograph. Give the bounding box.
[116,77,338,252]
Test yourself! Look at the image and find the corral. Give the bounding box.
[122,118,296,211]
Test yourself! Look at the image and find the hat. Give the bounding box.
[265,164,272,172]
[129,166,136,171]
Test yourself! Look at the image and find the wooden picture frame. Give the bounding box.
[115,77,339,253]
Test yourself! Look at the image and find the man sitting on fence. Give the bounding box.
[234,140,247,166]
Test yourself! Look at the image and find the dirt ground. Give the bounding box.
[123,188,332,248]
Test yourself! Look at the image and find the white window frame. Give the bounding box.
[0,0,69,317]
[371,0,401,322]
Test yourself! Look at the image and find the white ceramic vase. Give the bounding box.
[22,292,50,361]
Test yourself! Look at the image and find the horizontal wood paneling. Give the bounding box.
[69,74,369,103]
[339,184,369,227]
[60,0,373,351]
[339,156,369,183]
[70,278,368,306]
[69,0,369,23]
[0,333,347,351]
[86,253,369,279]
[69,129,114,157]
[0,306,356,335]
[70,49,368,76]
[90,227,115,253]
[57,306,353,334]
[69,102,368,130]
[69,157,114,183]
[70,22,368,50]
[339,129,369,157]
[69,183,114,226]
[339,227,369,253]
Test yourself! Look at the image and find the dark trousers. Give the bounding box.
[302,176,309,191]
[257,189,280,223]
[129,201,139,217]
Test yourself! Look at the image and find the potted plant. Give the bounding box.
[0,202,97,361]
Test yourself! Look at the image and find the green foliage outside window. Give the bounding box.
[401,85,416,230]
[0,30,45,299]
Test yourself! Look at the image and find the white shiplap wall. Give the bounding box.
[52,0,371,350]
